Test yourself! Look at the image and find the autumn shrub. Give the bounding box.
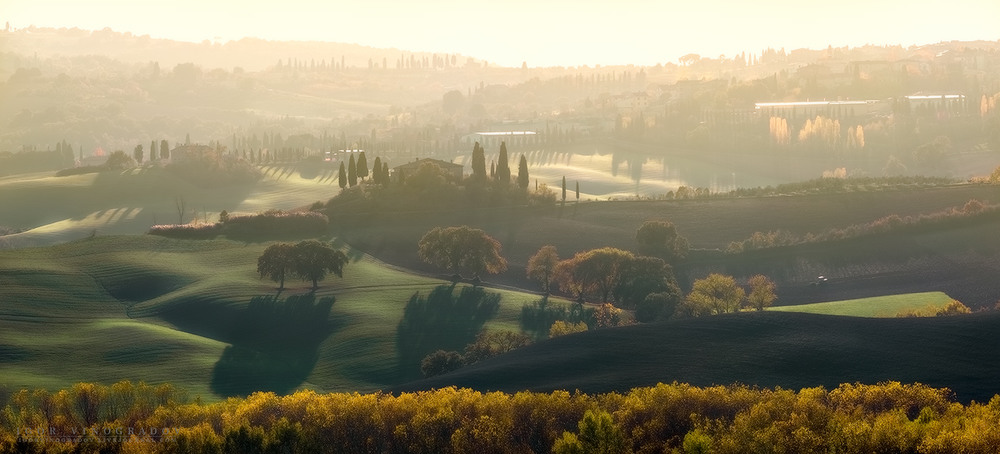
[521,298,594,337]
[6,381,1000,453]
[549,320,589,338]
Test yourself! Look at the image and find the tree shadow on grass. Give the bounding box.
[210,292,337,397]
[396,284,500,381]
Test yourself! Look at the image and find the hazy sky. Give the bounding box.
[3,0,999,67]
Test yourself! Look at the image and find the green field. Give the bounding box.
[0,234,565,399]
[768,291,956,317]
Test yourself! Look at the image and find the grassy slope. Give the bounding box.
[769,291,955,317]
[0,235,560,398]
[398,310,1000,403]
[0,164,339,248]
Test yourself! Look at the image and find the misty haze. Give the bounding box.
[1,3,1000,451]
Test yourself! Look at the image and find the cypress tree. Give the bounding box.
[471,141,486,181]
[497,141,511,187]
[382,162,389,184]
[372,156,383,184]
[576,181,580,200]
[357,152,369,181]
[338,162,347,189]
[562,176,567,202]
[516,154,529,189]
[160,140,169,159]
[348,154,358,187]
[150,141,157,161]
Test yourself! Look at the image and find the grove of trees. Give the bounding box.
[551,247,679,310]
[257,240,348,289]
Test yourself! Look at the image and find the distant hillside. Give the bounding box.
[397,310,1000,403]
[0,26,484,72]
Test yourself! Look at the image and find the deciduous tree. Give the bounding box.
[555,247,633,303]
[746,274,777,311]
[636,291,681,322]
[612,256,681,309]
[418,226,507,278]
[105,150,136,170]
[420,350,465,378]
[292,240,349,289]
[257,243,296,289]
[684,273,745,316]
[463,330,531,364]
[527,245,559,293]
[636,220,689,261]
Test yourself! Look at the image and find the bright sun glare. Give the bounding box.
[2,0,999,67]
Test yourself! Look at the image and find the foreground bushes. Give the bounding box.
[3,381,1000,453]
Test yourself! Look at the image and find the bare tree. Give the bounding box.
[175,196,186,224]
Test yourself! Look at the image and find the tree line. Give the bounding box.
[4,380,998,453]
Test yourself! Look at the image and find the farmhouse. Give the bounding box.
[168,144,216,162]
[392,158,464,182]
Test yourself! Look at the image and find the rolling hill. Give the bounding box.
[0,234,560,398]
[397,310,1000,403]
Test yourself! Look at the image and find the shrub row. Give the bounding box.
[3,381,998,453]
[613,176,959,202]
[148,210,328,240]
[727,199,998,253]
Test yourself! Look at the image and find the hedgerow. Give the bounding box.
[727,199,999,253]
[148,209,328,239]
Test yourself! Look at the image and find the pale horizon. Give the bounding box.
[3,0,1000,67]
